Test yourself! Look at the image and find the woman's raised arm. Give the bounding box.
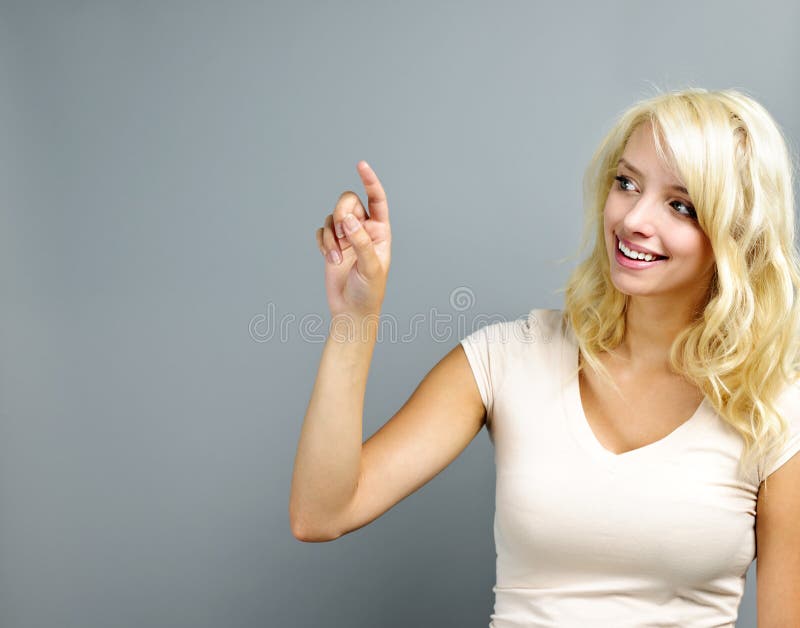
[289,163,486,541]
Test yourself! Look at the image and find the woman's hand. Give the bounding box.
[315,161,392,321]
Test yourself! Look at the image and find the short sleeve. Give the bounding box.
[761,382,800,481]
[460,323,496,419]
[459,318,527,424]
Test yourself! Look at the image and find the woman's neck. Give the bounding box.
[614,296,700,373]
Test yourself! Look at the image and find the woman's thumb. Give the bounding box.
[342,213,380,278]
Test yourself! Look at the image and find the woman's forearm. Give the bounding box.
[289,316,378,540]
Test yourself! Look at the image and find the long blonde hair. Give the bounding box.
[561,87,800,487]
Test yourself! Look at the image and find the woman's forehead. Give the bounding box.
[621,122,685,186]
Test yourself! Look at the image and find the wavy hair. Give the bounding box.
[561,87,800,488]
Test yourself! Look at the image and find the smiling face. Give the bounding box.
[603,121,716,309]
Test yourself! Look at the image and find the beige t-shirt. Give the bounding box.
[460,308,800,628]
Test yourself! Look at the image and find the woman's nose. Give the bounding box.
[622,196,659,236]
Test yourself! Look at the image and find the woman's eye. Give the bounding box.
[615,174,698,220]
[671,200,697,219]
[614,175,635,191]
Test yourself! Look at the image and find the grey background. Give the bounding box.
[1,1,797,627]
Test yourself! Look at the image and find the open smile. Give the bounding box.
[614,235,669,269]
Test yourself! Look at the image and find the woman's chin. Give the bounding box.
[608,276,658,298]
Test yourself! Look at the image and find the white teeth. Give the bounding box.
[618,239,659,262]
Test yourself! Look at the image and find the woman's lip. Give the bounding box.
[614,236,669,268]
[617,236,667,258]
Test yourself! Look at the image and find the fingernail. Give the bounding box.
[329,250,341,264]
[344,214,358,232]
[335,222,344,239]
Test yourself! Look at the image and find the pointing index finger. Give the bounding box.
[357,161,389,223]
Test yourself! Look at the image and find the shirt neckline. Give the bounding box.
[559,317,708,467]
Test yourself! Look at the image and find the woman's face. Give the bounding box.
[603,121,716,307]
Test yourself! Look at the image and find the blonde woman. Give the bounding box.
[292,88,800,626]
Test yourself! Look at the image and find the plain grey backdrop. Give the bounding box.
[1,1,798,627]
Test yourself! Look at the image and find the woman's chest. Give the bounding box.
[494,459,757,588]
[489,366,759,586]
[578,367,706,457]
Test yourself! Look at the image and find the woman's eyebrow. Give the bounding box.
[617,158,688,195]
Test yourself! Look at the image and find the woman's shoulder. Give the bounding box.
[756,375,800,482]
[461,307,565,350]
[773,375,800,412]
[521,307,564,343]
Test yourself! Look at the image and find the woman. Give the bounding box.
[290,88,800,626]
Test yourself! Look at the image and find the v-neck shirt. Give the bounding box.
[460,308,800,627]
[562,328,709,468]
